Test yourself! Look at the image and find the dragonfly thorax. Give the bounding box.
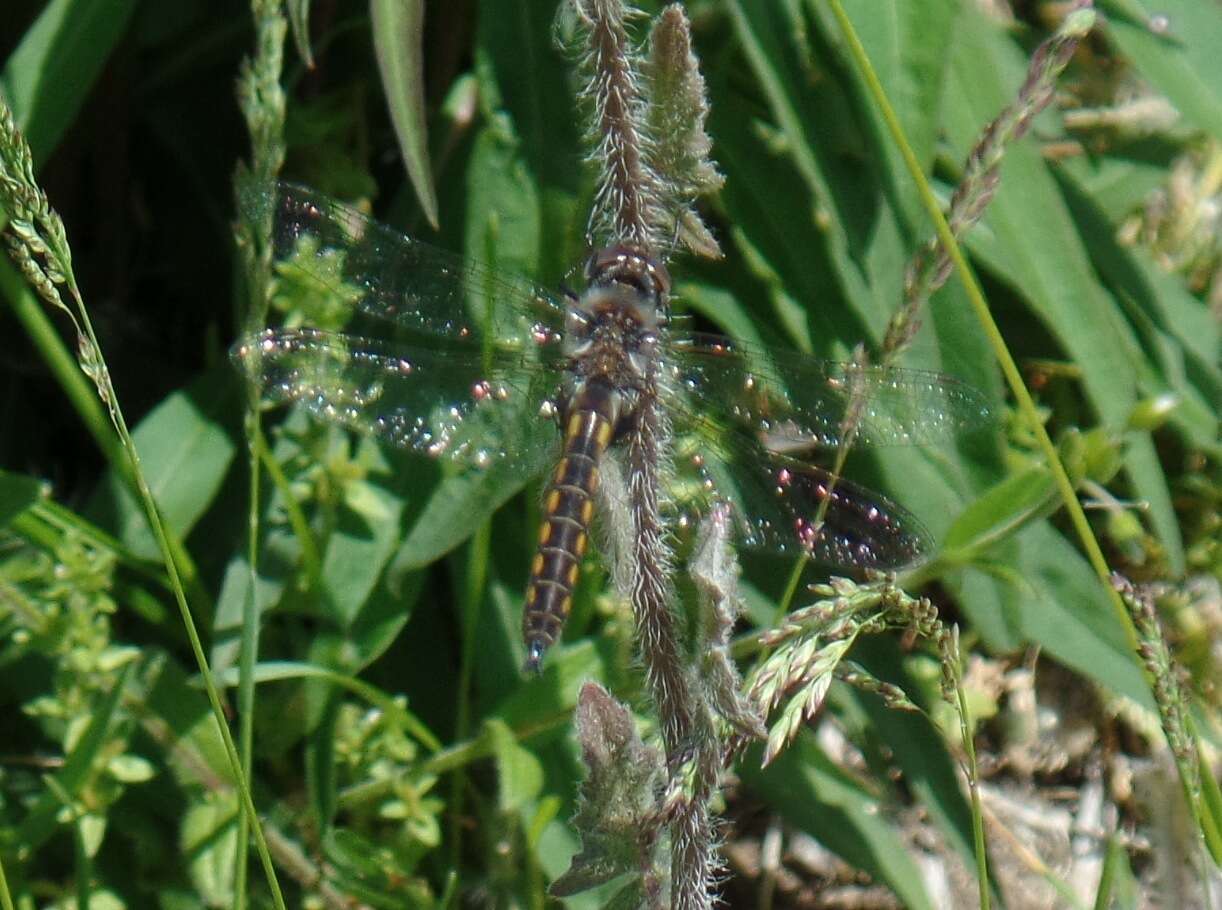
[562,282,663,434]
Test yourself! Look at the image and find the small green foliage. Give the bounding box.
[0,533,147,858]
[271,234,365,331]
[334,701,444,846]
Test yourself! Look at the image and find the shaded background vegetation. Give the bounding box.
[0,0,1218,907]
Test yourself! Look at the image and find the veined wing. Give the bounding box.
[667,431,932,569]
[664,332,991,450]
[233,327,562,477]
[240,181,568,346]
[661,332,991,568]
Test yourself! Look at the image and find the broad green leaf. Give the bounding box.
[371,0,438,228]
[464,113,542,284]
[1,0,137,167]
[475,0,582,280]
[486,717,545,811]
[1005,523,1152,707]
[0,469,45,528]
[316,445,405,631]
[740,736,934,910]
[182,791,239,907]
[941,465,1059,558]
[1098,0,1222,140]
[813,0,957,221]
[87,367,239,560]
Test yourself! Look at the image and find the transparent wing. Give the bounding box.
[664,332,991,449]
[233,328,562,476]
[661,332,991,568]
[240,181,569,345]
[668,432,931,569]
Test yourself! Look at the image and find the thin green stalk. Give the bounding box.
[255,423,323,585]
[233,0,287,899]
[75,293,287,910]
[774,553,808,622]
[2,259,214,625]
[0,102,287,908]
[824,0,1142,658]
[0,846,12,910]
[449,520,491,870]
[1092,835,1123,910]
[235,409,264,909]
[950,635,990,910]
[1,257,116,462]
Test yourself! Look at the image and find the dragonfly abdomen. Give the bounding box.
[522,382,619,672]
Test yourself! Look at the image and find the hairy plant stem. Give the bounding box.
[628,393,718,910]
[575,0,659,250]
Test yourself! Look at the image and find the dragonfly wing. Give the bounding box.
[240,181,568,346]
[233,328,561,478]
[665,332,992,450]
[667,414,932,569]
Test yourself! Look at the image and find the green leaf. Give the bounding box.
[741,736,934,910]
[1097,0,1222,140]
[485,717,545,812]
[87,367,239,560]
[464,114,542,283]
[142,652,233,790]
[941,465,1059,559]
[1005,523,1153,707]
[1053,162,1221,448]
[371,0,439,228]
[491,641,603,735]
[182,790,239,907]
[813,0,957,220]
[720,1,890,346]
[1,0,138,167]
[475,0,583,279]
[317,448,405,632]
[107,753,157,783]
[0,468,45,528]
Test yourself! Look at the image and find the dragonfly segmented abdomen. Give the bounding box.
[522,381,619,672]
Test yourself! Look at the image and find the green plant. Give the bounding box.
[0,0,1217,907]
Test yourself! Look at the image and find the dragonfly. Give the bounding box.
[233,182,990,671]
